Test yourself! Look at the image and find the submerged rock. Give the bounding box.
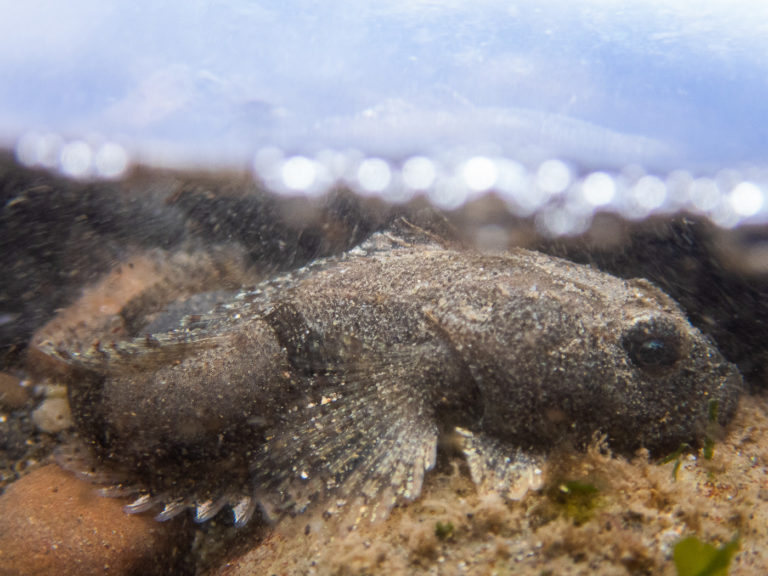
[0,464,187,576]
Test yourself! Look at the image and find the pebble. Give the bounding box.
[31,397,73,434]
[0,464,188,576]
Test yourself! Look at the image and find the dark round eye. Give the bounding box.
[621,318,682,370]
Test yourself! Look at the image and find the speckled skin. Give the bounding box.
[49,225,742,525]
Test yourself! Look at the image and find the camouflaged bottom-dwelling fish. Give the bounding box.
[42,222,742,526]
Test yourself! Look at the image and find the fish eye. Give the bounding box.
[621,318,682,371]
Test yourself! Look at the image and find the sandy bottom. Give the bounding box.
[8,240,767,575]
[217,395,768,576]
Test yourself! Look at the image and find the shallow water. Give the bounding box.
[2,3,768,574]
[1,154,767,575]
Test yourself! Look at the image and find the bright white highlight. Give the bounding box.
[495,160,527,195]
[463,156,498,192]
[729,181,763,216]
[281,156,317,191]
[59,140,92,177]
[94,142,129,178]
[582,172,615,206]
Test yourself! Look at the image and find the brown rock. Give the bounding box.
[0,373,29,410]
[0,464,188,576]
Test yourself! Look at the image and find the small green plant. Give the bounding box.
[549,480,600,525]
[703,399,720,461]
[659,443,690,480]
[434,520,454,541]
[673,535,739,576]
[660,399,722,482]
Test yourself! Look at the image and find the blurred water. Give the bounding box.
[2,1,768,224]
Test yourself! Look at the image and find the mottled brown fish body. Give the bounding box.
[283,243,738,450]
[55,231,742,525]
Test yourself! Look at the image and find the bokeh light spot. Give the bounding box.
[632,175,667,210]
[94,142,129,178]
[15,132,64,168]
[689,178,721,212]
[729,181,763,217]
[582,172,615,206]
[282,156,317,191]
[357,158,391,193]
[536,159,571,194]
[463,156,498,192]
[430,176,468,210]
[60,140,92,177]
[402,156,436,190]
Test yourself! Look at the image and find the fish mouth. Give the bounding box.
[714,360,744,424]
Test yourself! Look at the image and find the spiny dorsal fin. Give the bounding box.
[35,284,279,375]
[37,322,227,375]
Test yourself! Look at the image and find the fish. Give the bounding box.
[44,220,743,527]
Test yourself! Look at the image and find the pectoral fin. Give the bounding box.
[252,342,440,524]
